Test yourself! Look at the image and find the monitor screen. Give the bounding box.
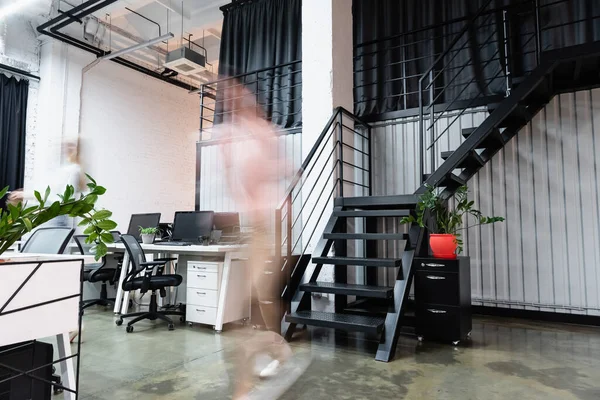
[213,212,240,234]
[127,213,161,242]
[172,211,214,242]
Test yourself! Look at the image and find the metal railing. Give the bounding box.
[417,0,600,183]
[274,107,372,312]
[199,60,302,139]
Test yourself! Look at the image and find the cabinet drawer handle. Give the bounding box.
[196,292,206,295]
[197,267,207,270]
[426,275,446,280]
[264,271,274,275]
[427,308,447,314]
[196,309,206,312]
[197,274,206,278]
[422,263,445,268]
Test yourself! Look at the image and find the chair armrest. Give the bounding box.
[154,257,177,262]
[140,261,169,267]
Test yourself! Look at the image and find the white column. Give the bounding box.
[301,0,354,308]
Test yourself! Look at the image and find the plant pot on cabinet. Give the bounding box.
[141,234,155,244]
[429,234,457,259]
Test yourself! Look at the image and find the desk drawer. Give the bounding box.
[416,304,471,342]
[187,288,219,308]
[187,305,217,325]
[415,271,460,306]
[188,271,219,290]
[188,262,220,274]
[415,257,459,273]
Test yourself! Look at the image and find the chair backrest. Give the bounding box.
[110,230,122,243]
[73,235,94,256]
[21,227,75,254]
[120,234,147,281]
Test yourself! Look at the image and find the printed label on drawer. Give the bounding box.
[188,263,219,273]
[186,288,218,308]
[188,271,219,290]
[186,306,217,325]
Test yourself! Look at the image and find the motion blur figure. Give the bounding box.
[216,81,300,399]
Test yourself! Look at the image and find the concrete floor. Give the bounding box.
[74,308,600,400]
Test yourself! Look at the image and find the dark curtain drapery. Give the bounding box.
[216,0,302,128]
[0,74,28,209]
[353,0,600,117]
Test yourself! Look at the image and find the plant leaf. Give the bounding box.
[94,242,107,261]
[97,220,118,230]
[93,186,107,195]
[92,210,112,220]
[78,217,91,227]
[44,186,51,203]
[83,225,96,235]
[22,217,32,232]
[34,190,43,205]
[0,186,8,200]
[85,173,97,186]
[100,232,114,243]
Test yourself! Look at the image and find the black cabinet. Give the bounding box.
[414,257,472,345]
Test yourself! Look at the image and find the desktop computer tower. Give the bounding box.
[0,341,53,400]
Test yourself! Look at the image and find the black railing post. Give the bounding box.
[285,196,292,313]
[503,9,512,97]
[367,123,373,196]
[337,111,344,197]
[418,81,424,184]
[534,0,541,66]
[429,70,435,178]
[275,206,283,308]
[199,84,205,140]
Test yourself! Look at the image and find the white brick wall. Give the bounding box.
[78,59,200,230]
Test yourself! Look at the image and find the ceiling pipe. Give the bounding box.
[99,33,173,60]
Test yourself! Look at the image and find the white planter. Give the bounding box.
[141,233,155,244]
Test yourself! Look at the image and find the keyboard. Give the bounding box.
[157,242,194,246]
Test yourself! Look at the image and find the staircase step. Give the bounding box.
[300,282,394,298]
[285,310,385,334]
[324,233,409,240]
[313,256,402,268]
[462,127,504,150]
[333,210,411,218]
[336,195,418,210]
[440,151,454,160]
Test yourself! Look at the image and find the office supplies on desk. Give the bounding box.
[126,213,161,242]
[213,212,241,244]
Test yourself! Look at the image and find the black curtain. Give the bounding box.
[0,74,28,209]
[216,0,302,129]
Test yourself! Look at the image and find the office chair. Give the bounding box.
[116,234,184,332]
[73,234,120,311]
[20,227,74,254]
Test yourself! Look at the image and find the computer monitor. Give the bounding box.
[127,213,161,242]
[213,212,241,234]
[171,211,214,242]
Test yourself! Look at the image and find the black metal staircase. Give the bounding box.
[276,0,600,363]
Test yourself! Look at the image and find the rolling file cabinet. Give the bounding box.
[414,256,472,345]
[186,260,250,332]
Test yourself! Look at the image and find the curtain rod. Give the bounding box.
[220,0,260,13]
[0,63,40,81]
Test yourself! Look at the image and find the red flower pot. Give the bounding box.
[429,234,458,259]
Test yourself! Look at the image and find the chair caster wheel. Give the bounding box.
[126,325,134,333]
[417,336,424,342]
[215,330,222,334]
[168,324,175,331]
[452,340,460,346]
[53,387,64,395]
[180,317,185,323]
[188,322,193,327]
[116,319,123,326]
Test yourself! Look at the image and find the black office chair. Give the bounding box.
[115,234,184,332]
[73,235,120,311]
[20,227,74,254]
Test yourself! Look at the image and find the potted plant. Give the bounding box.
[0,175,116,261]
[400,185,504,259]
[139,226,159,244]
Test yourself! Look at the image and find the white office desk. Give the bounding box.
[0,253,95,400]
[107,243,248,332]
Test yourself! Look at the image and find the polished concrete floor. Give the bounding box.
[74,308,600,400]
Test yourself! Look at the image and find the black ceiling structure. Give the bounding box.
[37,0,198,91]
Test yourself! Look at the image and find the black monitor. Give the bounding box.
[213,212,241,234]
[171,211,214,242]
[127,213,161,242]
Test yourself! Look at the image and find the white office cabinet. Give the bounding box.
[186,260,250,331]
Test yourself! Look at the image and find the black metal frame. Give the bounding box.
[36,0,197,92]
[0,258,84,398]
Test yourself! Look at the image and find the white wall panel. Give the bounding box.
[371,90,600,315]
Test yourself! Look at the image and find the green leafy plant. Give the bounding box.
[400,185,504,253]
[139,226,159,235]
[0,175,115,260]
